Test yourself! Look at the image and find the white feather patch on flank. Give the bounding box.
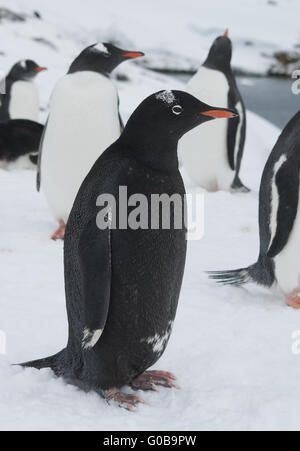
[268,154,288,252]
[82,328,103,350]
[156,90,175,105]
[142,321,174,355]
[94,43,109,54]
[233,101,243,168]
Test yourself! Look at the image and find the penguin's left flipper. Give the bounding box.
[267,157,300,259]
[78,220,112,350]
[36,118,48,191]
[227,113,240,171]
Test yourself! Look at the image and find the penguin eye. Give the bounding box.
[172,105,183,115]
[103,51,111,58]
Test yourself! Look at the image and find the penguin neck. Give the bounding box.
[67,66,110,78]
[203,56,231,75]
[120,129,179,174]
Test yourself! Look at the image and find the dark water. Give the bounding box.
[176,73,299,129]
[237,76,299,129]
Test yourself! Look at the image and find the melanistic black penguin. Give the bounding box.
[0,60,47,122]
[21,90,236,410]
[209,111,300,309]
[179,30,248,192]
[38,42,144,240]
[0,119,44,169]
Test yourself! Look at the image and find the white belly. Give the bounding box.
[41,71,120,222]
[179,66,233,191]
[274,184,300,294]
[9,81,39,121]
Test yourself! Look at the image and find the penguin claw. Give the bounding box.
[131,370,179,391]
[105,390,145,412]
[51,220,66,240]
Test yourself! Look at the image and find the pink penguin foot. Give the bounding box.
[105,388,145,412]
[51,220,66,240]
[287,290,300,309]
[131,370,179,391]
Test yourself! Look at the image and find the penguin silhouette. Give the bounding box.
[38,43,144,240]
[21,90,236,410]
[209,111,300,309]
[0,60,46,122]
[179,30,248,192]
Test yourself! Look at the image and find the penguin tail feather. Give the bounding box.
[17,350,64,371]
[207,266,253,286]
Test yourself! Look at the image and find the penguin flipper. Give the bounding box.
[78,219,112,350]
[227,113,240,170]
[267,157,300,259]
[36,118,48,191]
[119,111,124,133]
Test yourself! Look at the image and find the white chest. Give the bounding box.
[274,178,300,294]
[9,81,39,121]
[41,71,120,222]
[179,66,232,190]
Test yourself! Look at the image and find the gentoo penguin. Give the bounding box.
[179,30,248,192]
[0,119,43,169]
[209,111,300,309]
[21,90,236,410]
[38,42,144,240]
[0,60,46,122]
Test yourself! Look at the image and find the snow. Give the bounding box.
[0,0,299,432]
[0,0,299,81]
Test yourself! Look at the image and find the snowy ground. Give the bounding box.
[1,0,300,432]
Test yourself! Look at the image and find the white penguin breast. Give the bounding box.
[41,71,120,222]
[179,66,232,191]
[274,171,300,294]
[9,81,39,121]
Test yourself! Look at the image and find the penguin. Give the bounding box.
[179,30,248,192]
[37,42,144,240]
[0,60,47,122]
[21,90,237,410]
[0,119,44,169]
[209,111,300,309]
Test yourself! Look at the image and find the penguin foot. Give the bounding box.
[287,291,300,309]
[51,220,66,240]
[130,370,179,391]
[104,388,145,412]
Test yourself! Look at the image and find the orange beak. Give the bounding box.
[223,29,229,38]
[201,109,237,118]
[122,52,144,59]
[35,67,47,72]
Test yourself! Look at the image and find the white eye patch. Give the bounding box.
[93,43,110,55]
[172,105,183,115]
[156,90,176,105]
[20,60,27,69]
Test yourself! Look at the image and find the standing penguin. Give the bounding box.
[179,30,248,192]
[0,60,47,122]
[21,90,237,410]
[209,111,300,309]
[38,43,144,240]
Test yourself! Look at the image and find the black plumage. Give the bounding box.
[204,31,248,191]
[209,110,300,289]
[21,90,236,408]
[0,119,44,166]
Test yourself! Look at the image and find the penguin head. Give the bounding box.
[123,90,237,142]
[68,43,144,76]
[8,60,47,81]
[204,29,232,70]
